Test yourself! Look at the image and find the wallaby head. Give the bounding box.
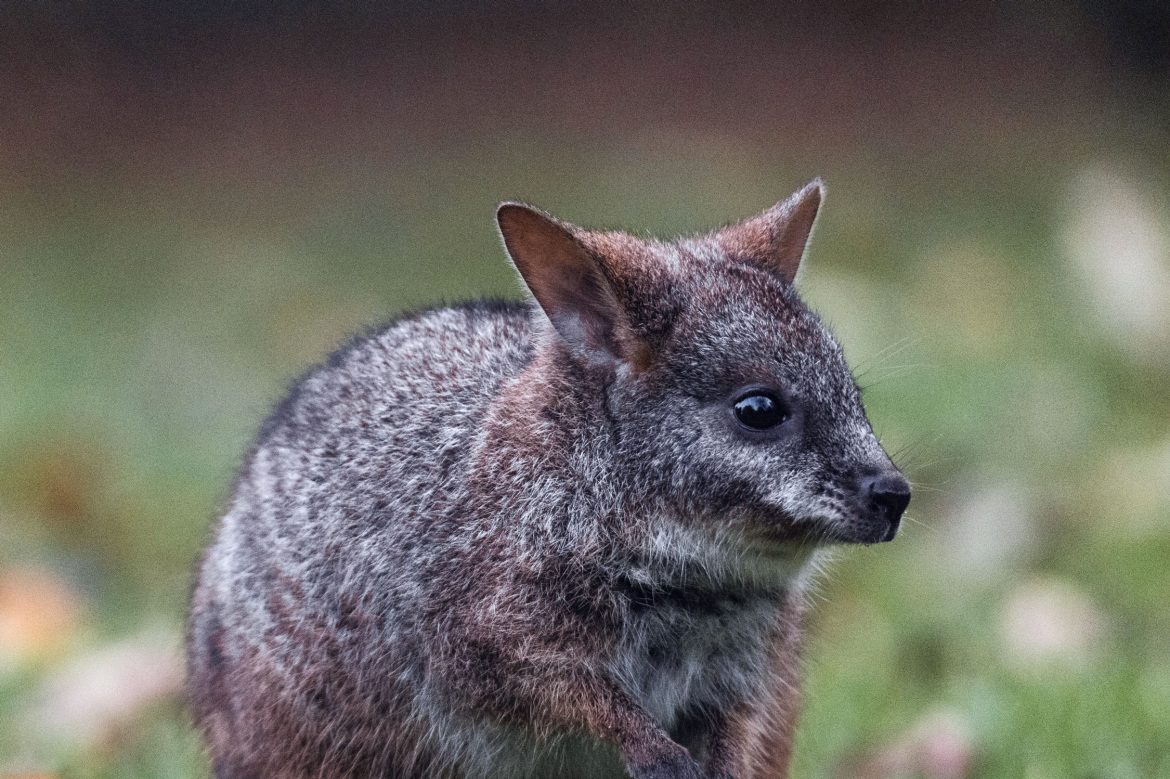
[497,179,909,552]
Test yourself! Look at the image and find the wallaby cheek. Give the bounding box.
[763,470,824,521]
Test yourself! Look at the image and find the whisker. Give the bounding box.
[905,482,947,495]
[900,457,958,475]
[857,364,926,390]
[900,513,933,530]
[889,437,956,476]
[852,336,917,377]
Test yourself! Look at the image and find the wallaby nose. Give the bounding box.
[860,471,911,534]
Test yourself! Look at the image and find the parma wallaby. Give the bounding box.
[187,180,910,779]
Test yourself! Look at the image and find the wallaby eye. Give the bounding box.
[733,391,788,430]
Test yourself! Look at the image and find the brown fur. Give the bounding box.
[188,183,909,778]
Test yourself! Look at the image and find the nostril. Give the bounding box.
[861,472,912,520]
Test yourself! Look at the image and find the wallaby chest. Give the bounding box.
[608,578,783,731]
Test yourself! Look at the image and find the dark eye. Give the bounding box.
[733,391,788,430]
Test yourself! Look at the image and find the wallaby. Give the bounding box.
[187,180,910,779]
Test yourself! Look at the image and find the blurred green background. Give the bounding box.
[2,3,1169,777]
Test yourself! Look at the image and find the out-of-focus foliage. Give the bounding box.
[1,3,1168,777]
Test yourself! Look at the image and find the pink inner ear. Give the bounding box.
[497,203,628,361]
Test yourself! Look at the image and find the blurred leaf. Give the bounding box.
[0,567,86,672]
[33,628,183,754]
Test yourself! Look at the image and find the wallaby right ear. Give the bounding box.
[718,179,825,284]
[496,202,629,363]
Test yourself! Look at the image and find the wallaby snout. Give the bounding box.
[858,468,912,542]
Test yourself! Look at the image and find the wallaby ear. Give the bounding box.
[720,178,825,284]
[496,202,629,363]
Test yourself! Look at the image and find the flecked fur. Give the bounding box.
[187,181,907,778]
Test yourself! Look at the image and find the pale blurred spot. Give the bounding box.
[33,628,183,750]
[1092,435,1170,536]
[935,481,1038,584]
[1063,164,1170,360]
[998,577,1110,671]
[0,566,86,671]
[843,707,975,779]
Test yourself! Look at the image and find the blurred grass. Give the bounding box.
[3,6,1170,777]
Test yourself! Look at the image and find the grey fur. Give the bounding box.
[187,185,908,779]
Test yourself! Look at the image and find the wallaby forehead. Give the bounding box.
[663,264,855,400]
[581,229,855,402]
[582,230,683,288]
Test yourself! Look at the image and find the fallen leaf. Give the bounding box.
[843,707,975,779]
[34,627,184,750]
[998,577,1110,671]
[0,566,86,670]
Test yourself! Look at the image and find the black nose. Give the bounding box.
[861,471,911,526]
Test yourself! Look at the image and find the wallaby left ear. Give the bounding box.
[719,178,825,284]
[496,202,633,365]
